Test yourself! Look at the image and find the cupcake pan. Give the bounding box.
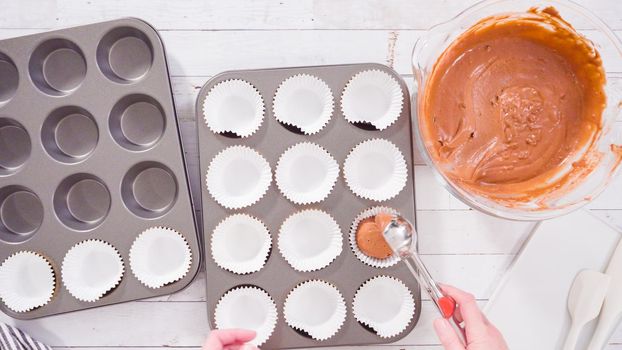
[196,63,421,349]
[0,18,200,319]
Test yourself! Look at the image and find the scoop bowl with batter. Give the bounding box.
[412,0,622,220]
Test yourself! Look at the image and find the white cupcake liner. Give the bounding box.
[344,138,407,201]
[273,74,334,135]
[129,226,192,289]
[353,275,415,338]
[349,206,400,268]
[283,280,346,341]
[278,209,342,272]
[0,251,56,313]
[211,214,271,274]
[202,79,265,138]
[275,142,339,205]
[206,145,272,209]
[61,239,124,302]
[341,69,404,130]
[214,286,278,346]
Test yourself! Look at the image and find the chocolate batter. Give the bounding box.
[356,216,393,259]
[420,7,606,204]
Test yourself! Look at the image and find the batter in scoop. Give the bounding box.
[420,7,606,203]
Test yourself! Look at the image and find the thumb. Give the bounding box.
[433,318,466,350]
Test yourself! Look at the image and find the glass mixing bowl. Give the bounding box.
[411,0,622,221]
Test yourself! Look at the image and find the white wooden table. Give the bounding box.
[1,1,621,349]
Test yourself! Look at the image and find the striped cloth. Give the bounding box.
[0,323,51,350]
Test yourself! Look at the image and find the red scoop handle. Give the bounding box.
[438,295,466,344]
[438,295,456,318]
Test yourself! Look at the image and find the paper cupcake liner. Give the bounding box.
[275,142,339,205]
[61,239,124,302]
[278,209,342,272]
[206,145,272,209]
[349,206,400,268]
[273,74,334,135]
[214,286,278,346]
[341,69,404,130]
[211,214,271,274]
[129,226,192,289]
[353,275,415,338]
[344,138,407,201]
[202,79,265,138]
[0,251,56,313]
[283,280,346,341]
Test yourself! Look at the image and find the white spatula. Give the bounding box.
[563,270,611,350]
[588,236,622,350]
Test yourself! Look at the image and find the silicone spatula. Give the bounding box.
[563,270,611,350]
[588,237,622,350]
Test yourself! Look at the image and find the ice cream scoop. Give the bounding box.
[378,213,466,345]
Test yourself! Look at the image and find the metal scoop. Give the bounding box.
[380,214,467,345]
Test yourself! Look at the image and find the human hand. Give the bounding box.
[203,329,259,350]
[433,285,508,350]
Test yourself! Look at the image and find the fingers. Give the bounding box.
[225,344,259,350]
[204,332,225,350]
[439,284,487,335]
[452,304,464,324]
[204,329,257,350]
[433,318,466,350]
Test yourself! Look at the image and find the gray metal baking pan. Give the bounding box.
[195,63,421,349]
[0,18,200,319]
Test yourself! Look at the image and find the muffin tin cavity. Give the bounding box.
[275,142,338,205]
[61,240,124,302]
[0,19,199,320]
[344,139,408,202]
[0,186,43,243]
[0,251,56,313]
[97,27,153,83]
[0,118,31,175]
[41,106,99,164]
[211,214,272,275]
[341,70,404,131]
[206,146,272,210]
[122,161,178,219]
[29,39,86,96]
[273,74,334,135]
[202,79,265,138]
[352,276,415,338]
[278,209,342,272]
[54,173,111,231]
[129,226,192,289]
[214,286,278,346]
[283,280,347,341]
[109,94,166,151]
[0,53,19,104]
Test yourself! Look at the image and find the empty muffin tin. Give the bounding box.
[196,63,422,349]
[0,18,200,319]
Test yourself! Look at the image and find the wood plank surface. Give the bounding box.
[0,1,621,349]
